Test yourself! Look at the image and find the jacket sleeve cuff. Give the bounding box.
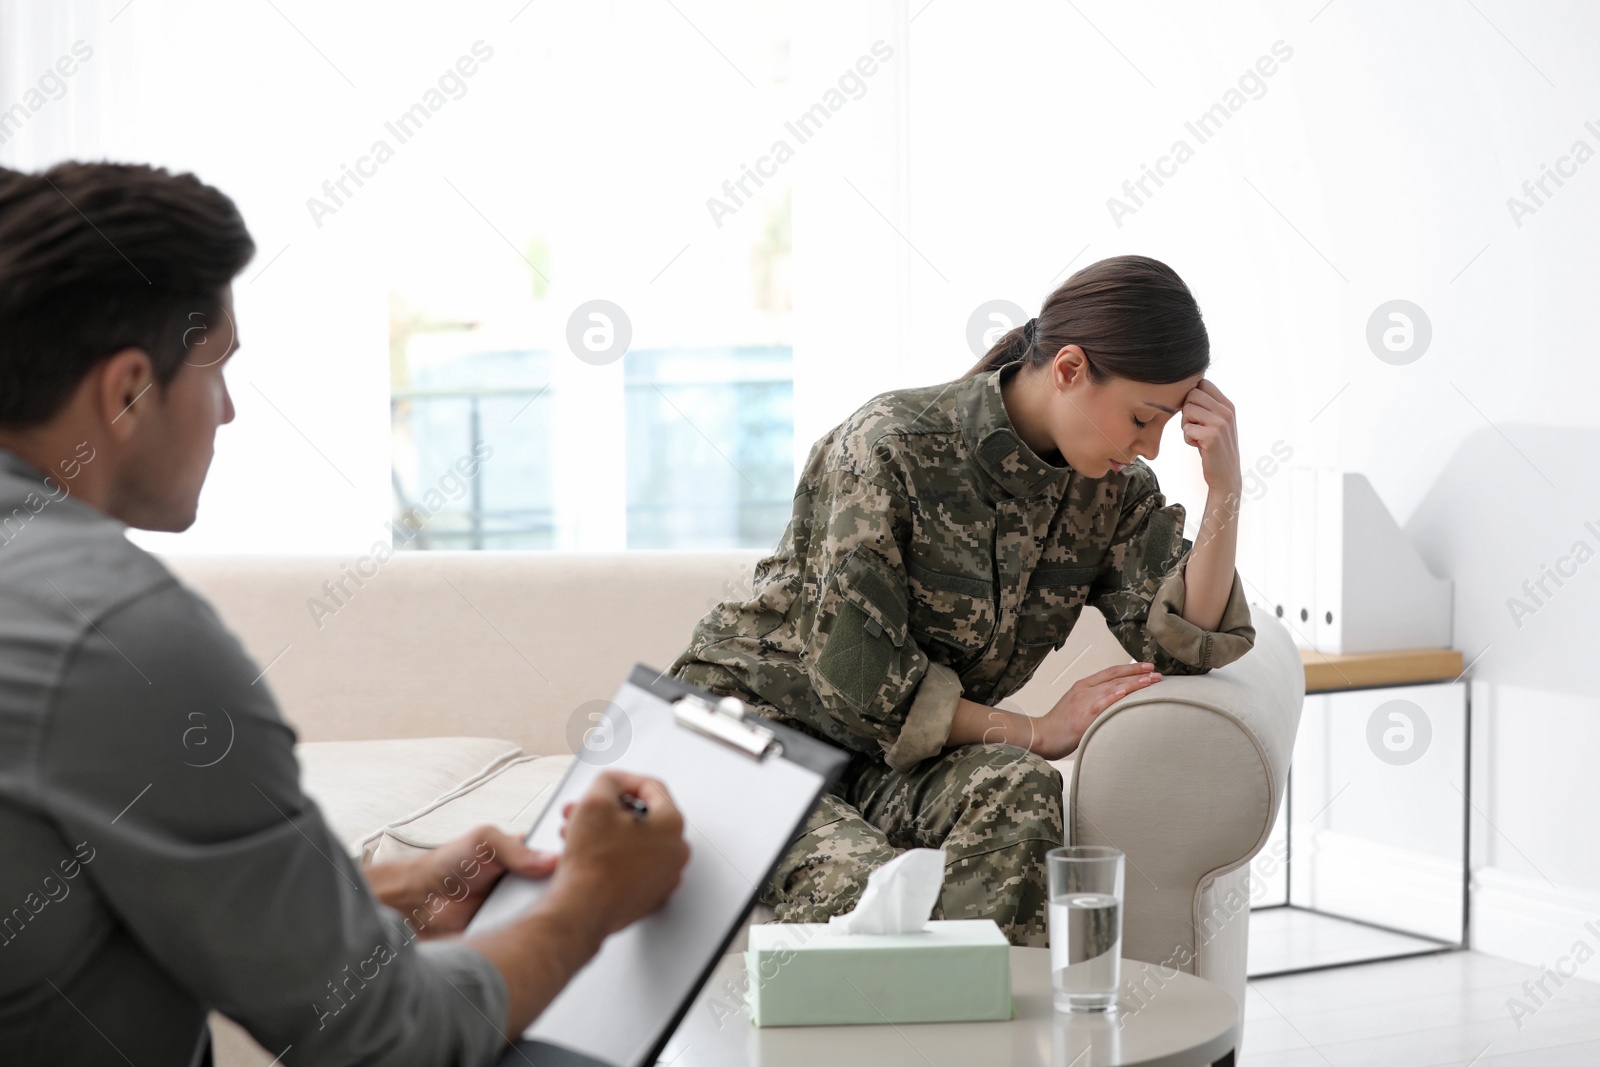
[1145,552,1257,671]
[879,661,963,772]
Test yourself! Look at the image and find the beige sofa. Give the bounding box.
[164,550,1303,1064]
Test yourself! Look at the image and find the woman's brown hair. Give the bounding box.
[964,255,1209,385]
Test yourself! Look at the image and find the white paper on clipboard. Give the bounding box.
[466,665,847,1067]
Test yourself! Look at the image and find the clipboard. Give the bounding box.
[467,664,848,1067]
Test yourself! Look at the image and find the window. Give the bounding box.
[624,346,793,549]
[391,345,555,550]
[389,340,794,552]
[382,4,796,552]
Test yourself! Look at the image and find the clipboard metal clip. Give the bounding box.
[672,694,782,761]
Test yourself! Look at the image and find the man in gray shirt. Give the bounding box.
[0,162,690,1065]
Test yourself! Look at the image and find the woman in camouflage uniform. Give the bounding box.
[671,255,1257,946]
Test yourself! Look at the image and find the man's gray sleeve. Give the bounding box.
[39,583,511,1066]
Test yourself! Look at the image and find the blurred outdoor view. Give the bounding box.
[391,341,793,550]
[387,5,794,552]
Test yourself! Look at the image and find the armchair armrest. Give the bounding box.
[1062,604,1303,1008]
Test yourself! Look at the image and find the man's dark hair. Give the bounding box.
[0,161,255,427]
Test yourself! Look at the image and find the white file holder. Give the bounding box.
[1251,467,1452,653]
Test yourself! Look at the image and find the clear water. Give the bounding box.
[1049,892,1121,1011]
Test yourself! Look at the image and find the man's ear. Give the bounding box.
[96,348,157,441]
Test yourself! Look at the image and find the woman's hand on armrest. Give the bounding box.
[945,662,1161,760]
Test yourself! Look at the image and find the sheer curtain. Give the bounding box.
[3,0,389,554]
[3,0,799,554]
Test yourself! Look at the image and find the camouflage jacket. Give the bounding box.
[671,364,1257,771]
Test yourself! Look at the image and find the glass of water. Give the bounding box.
[1047,845,1125,1013]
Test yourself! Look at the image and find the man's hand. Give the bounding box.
[543,770,691,941]
[466,770,692,1038]
[365,825,558,939]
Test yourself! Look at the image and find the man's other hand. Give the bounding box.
[366,825,558,939]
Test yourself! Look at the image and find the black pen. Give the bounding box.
[619,793,649,818]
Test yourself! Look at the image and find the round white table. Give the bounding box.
[658,948,1239,1067]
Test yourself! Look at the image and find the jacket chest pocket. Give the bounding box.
[906,559,997,661]
[1014,562,1099,650]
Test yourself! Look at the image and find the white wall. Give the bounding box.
[788,0,1600,970]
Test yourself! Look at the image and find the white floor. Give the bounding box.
[1240,950,1600,1066]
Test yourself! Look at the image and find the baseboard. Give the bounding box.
[1471,866,1600,975]
[1276,832,1600,975]
[1295,829,1463,943]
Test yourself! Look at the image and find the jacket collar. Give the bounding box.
[0,446,114,530]
[0,446,45,486]
[957,364,1077,500]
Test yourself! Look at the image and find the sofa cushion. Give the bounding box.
[364,753,574,864]
[296,737,529,862]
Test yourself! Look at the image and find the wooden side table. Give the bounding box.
[1248,647,1470,978]
[1299,647,1464,694]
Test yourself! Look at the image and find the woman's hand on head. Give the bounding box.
[1180,379,1241,496]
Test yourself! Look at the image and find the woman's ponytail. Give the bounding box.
[964,317,1037,379]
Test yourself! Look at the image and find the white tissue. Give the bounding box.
[827,848,947,935]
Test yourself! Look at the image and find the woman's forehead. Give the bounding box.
[1108,374,1199,409]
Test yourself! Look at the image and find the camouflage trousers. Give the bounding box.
[759,742,1064,947]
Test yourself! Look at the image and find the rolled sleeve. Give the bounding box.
[411,941,510,1066]
[1144,549,1256,672]
[1090,464,1256,676]
[878,662,963,771]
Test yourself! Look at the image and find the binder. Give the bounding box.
[1313,468,1345,651]
[468,664,848,1067]
[1258,465,1294,630]
[1287,465,1320,649]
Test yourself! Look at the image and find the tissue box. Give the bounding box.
[744,920,1012,1026]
